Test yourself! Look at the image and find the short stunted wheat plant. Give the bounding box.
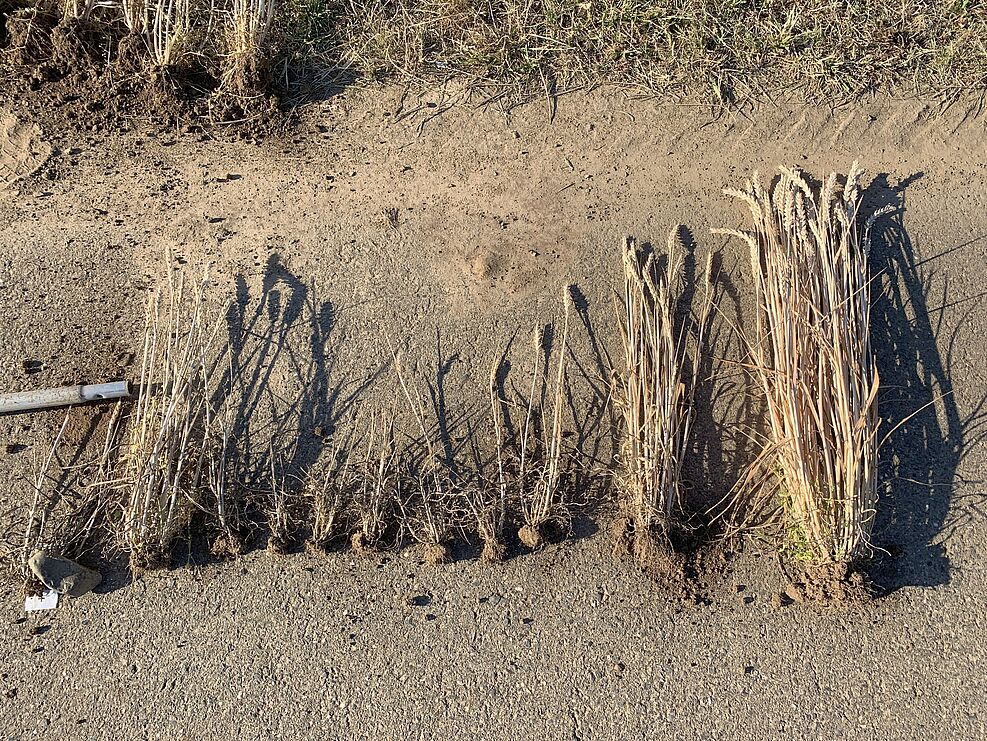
[467,358,509,562]
[714,163,889,578]
[517,286,576,550]
[611,232,714,571]
[304,436,356,553]
[350,410,401,554]
[394,350,455,565]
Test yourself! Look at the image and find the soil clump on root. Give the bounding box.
[785,561,872,605]
[611,516,704,601]
[422,542,450,566]
[518,521,568,551]
[350,531,377,557]
[210,533,246,560]
[480,539,505,563]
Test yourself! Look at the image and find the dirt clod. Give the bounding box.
[770,592,784,609]
[790,562,870,605]
[480,539,505,563]
[350,532,375,556]
[266,536,288,557]
[422,543,449,566]
[518,525,542,550]
[610,516,634,557]
[210,533,244,560]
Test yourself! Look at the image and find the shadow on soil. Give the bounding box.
[866,173,987,595]
[676,226,759,521]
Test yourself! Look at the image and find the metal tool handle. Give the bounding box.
[0,381,131,415]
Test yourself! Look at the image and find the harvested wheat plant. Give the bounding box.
[115,263,229,569]
[304,433,357,554]
[393,349,456,565]
[611,232,714,575]
[517,286,577,550]
[714,163,890,595]
[350,409,401,555]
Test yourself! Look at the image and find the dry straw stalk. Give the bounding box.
[517,285,576,549]
[393,350,454,564]
[116,264,227,568]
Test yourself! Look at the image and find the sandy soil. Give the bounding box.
[0,88,986,739]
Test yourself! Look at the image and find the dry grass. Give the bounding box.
[6,1,987,113]
[611,231,714,571]
[714,163,889,577]
[114,263,229,569]
[322,1,987,103]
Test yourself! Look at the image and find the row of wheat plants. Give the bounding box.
[84,270,582,568]
[304,290,579,562]
[5,166,888,597]
[606,164,888,595]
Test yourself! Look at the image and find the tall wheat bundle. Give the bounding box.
[714,163,890,577]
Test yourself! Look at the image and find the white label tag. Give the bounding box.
[25,588,59,612]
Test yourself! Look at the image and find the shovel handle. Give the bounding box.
[0,381,131,415]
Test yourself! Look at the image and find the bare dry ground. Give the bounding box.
[1,88,986,739]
